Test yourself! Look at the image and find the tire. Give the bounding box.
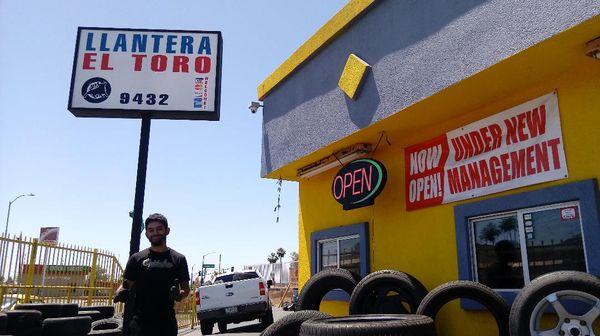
[217,321,227,333]
[349,270,428,315]
[5,310,43,336]
[13,304,62,320]
[59,304,79,318]
[0,313,6,334]
[297,268,360,311]
[260,309,274,328]
[200,321,213,335]
[41,316,91,336]
[509,271,600,336]
[87,329,122,336]
[260,310,330,336]
[78,306,114,320]
[416,280,509,336]
[299,314,436,336]
[91,318,122,331]
[77,310,102,322]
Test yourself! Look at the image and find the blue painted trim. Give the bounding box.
[454,179,600,310]
[310,222,370,302]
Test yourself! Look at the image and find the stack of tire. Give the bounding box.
[262,268,600,336]
[0,303,120,336]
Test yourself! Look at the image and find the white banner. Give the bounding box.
[405,92,568,210]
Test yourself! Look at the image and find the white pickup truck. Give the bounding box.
[195,270,274,335]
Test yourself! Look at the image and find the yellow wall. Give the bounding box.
[297,57,600,335]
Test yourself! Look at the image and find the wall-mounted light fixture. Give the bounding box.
[586,37,600,60]
[297,143,372,179]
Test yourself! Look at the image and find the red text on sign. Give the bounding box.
[333,166,373,200]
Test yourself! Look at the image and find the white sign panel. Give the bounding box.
[68,27,222,120]
[405,92,568,210]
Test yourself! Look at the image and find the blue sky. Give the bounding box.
[0,0,346,272]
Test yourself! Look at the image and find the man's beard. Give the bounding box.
[149,235,166,246]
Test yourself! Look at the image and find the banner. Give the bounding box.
[405,93,568,210]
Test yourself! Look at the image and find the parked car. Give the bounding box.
[195,270,273,335]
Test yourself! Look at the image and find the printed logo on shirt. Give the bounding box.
[142,258,174,269]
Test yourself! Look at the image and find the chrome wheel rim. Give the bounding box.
[529,290,600,336]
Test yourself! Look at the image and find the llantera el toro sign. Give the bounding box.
[332,159,387,210]
[68,27,222,120]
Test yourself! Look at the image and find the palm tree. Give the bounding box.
[479,224,501,245]
[499,217,517,241]
[289,251,299,262]
[267,253,278,264]
[276,248,286,283]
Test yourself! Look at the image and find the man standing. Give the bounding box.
[117,213,191,336]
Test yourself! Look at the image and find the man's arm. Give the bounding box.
[178,281,190,301]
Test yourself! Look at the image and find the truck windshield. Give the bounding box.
[213,272,258,283]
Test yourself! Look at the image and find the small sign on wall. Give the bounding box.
[332,159,387,210]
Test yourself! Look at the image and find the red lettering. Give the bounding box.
[82,53,96,70]
[500,153,511,181]
[447,168,462,194]
[132,54,147,71]
[333,176,344,200]
[459,165,471,191]
[534,142,549,173]
[451,137,463,161]
[489,156,502,184]
[547,138,562,169]
[100,54,113,70]
[151,55,168,72]
[195,56,211,73]
[526,146,536,175]
[362,167,372,192]
[517,113,529,142]
[468,131,485,157]
[352,169,361,196]
[509,149,526,179]
[173,56,189,73]
[504,117,518,145]
[489,123,503,150]
[467,162,481,189]
[343,172,353,198]
[479,160,492,187]
[527,105,547,138]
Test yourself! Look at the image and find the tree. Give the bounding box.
[499,217,517,241]
[479,224,501,245]
[276,248,286,283]
[290,251,299,262]
[267,253,278,264]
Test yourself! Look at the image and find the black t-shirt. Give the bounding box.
[124,248,190,319]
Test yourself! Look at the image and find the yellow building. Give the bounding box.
[257,1,600,335]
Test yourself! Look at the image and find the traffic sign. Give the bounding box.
[203,264,215,268]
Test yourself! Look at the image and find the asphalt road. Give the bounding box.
[179,308,292,336]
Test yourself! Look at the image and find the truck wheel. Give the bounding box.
[261,310,330,336]
[218,321,227,333]
[200,321,214,335]
[349,270,428,315]
[416,280,509,336]
[509,271,600,336]
[299,314,435,336]
[260,309,274,328]
[297,268,360,311]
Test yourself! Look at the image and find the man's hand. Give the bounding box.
[170,279,183,302]
[113,287,130,303]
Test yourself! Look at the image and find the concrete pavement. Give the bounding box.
[179,307,292,336]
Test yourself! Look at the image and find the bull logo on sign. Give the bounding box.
[81,77,111,103]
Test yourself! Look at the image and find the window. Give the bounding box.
[317,235,360,275]
[454,179,600,310]
[470,201,587,290]
[310,222,370,301]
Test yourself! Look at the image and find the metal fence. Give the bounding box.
[0,233,197,330]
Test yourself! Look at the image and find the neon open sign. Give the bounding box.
[332,159,387,210]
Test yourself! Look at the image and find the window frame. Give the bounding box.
[454,179,600,310]
[316,234,360,273]
[310,222,370,301]
[468,201,589,291]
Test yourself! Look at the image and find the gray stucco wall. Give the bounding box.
[261,0,600,177]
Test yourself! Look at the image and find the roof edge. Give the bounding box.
[257,0,377,100]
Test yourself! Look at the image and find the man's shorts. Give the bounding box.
[129,315,178,336]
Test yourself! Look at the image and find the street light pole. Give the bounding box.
[200,252,216,285]
[4,193,35,236]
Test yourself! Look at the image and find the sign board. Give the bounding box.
[405,92,568,210]
[39,227,60,244]
[68,27,222,120]
[203,264,215,268]
[332,159,387,210]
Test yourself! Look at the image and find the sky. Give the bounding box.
[0,0,347,273]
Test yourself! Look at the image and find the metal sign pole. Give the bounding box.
[129,116,151,257]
